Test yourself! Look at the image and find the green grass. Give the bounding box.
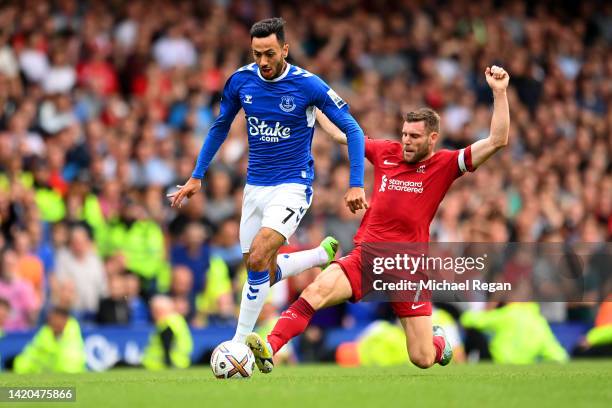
[1,361,611,408]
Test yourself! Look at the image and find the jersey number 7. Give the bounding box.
[282,207,296,224]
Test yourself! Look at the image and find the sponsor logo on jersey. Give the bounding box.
[244,94,253,104]
[247,116,291,142]
[379,174,424,194]
[326,89,347,109]
[379,175,388,192]
[279,95,296,112]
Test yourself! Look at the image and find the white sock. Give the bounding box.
[232,270,270,343]
[275,247,328,281]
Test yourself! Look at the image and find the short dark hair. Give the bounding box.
[405,108,441,135]
[250,17,286,43]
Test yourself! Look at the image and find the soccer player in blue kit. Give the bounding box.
[169,17,368,364]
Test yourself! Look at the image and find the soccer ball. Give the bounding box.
[210,341,256,379]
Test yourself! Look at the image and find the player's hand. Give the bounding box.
[344,187,368,214]
[167,177,202,208]
[485,65,509,92]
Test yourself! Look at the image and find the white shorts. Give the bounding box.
[240,183,313,253]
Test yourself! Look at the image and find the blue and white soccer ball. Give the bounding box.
[211,341,256,379]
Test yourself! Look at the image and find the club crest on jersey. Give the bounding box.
[279,95,296,112]
[244,94,253,104]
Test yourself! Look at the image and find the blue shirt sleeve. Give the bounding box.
[191,75,241,179]
[309,77,364,187]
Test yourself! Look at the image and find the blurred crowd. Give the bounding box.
[0,0,610,344]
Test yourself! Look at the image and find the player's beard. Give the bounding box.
[404,138,432,164]
[264,59,286,80]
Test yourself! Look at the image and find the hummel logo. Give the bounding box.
[383,160,398,166]
[244,95,253,104]
[411,303,426,310]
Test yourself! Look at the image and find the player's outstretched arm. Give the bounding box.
[469,66,510,169]
[316,109,347,145]
[315,107,368,213]
[168,77,242,208]
[310,77,367,212]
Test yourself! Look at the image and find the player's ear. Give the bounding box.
[282,43,289,58]
[429,131,439,144]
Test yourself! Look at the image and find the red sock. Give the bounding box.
[433,335,445,363]
[267,297,315,354]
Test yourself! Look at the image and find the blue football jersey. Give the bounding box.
[192,63,364,187]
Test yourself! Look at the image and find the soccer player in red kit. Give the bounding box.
[247,66,510,373]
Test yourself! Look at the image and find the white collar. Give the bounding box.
[257,62,292,82]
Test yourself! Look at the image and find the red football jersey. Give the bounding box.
[354,138,475,244]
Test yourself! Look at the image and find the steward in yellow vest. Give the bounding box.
[142,296,193,370]
[14,307,86,374]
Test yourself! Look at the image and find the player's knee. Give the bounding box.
[408,349,435,369]
[247,247,270,272]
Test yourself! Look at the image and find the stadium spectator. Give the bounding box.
[193,256,233,327]
[25,219,55,275]
[13,306,86,374]
[0,297,9,336]
[124,272,149,324]
[47,276,77,312]
[0,248,39,331]
[170,222,210,295]
[336,321,408,367]
[142,295,193,370]
[167,191,212,240]
[129,137,175,188]
[43,49,76,95]
[53,224,107,317]
[209,217,243,279]
[460,302,569,364]
[0,30,18,80]
[169,265,195,320]
[12,228,45,304]
[205,169,236,224]
[100,198,170,295]
[574,298,612,357]
[152,25,197,70]
[77,45,118,97]
[97,274,131,325]
[29,162,65,224]
[17,32,49,84]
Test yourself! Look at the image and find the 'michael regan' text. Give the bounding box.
[373,279,512,293]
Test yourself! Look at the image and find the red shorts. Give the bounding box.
[333,245,432,318]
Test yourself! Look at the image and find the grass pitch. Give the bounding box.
[1,361,610,408]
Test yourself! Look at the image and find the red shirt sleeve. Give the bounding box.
[365,137,376,163]
[365,137,395,166]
